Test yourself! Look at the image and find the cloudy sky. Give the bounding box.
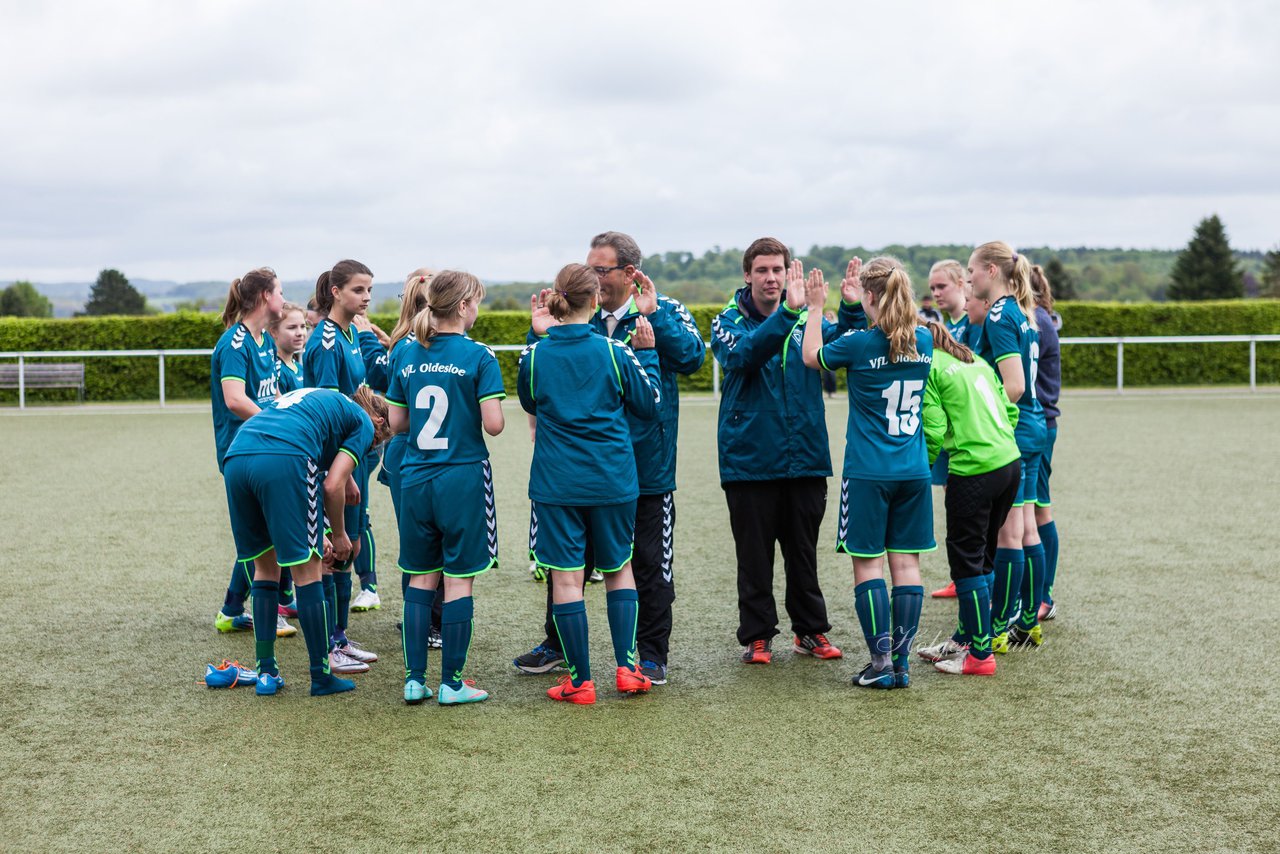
[2,1,1277,284]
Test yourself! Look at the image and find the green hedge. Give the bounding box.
[3,300,1279,403]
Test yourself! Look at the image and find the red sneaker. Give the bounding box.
[934,652,996,676]
[931,581,957,598]
[793,633,843,659]
[547,675,596,705]
[741,638,772,664]
[615,666,652,695]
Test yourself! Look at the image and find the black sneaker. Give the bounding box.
[427,628,443,649]
[513,644,565,674]
[639,660,668,685]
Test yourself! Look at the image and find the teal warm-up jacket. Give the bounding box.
[711,286,865,485]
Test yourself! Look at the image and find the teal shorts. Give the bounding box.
[529,499,636,573]
[397,460,498,577]
[1034,426,1057,508]
[836,477,936,558]
[1016,448,1044,507]
[223,453,324,567]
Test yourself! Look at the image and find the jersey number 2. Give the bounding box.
[881,380,923,437]
[414,385,450,450]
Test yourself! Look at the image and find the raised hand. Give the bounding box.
[805,267,828,311]
[841,257,864,305]
[351,313,373,332]
[631,315,656,349]
[530,288,559,336]
[633,271,658,316]
[785,259,807,310]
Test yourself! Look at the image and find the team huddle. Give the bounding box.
[205,231,1064,703]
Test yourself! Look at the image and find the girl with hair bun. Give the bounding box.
[386,270,506,705]
[801,256,934,690]
[211,268,285,637]
[518,263,663,705]
[968,242,1049,652]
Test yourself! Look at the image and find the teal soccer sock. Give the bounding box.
[333,571,352,639]
[991,549,1024,634]
[440,597,474,690]
[221,559,254,616]
[279,567,294,604]
[955,575,992,659]
[854,579,891,670]
[1018,543,1047,629]
[605,588,640,671]
[403,586,434,684]
[250,579,279,676]
[552,600,591,687]
[1038,521,1059,606]
[890,585,923,672]
[322,574,337,645]
[295,581,330,680]
[356,528,378,592]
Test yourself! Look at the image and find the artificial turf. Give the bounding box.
[2,394,1277,852]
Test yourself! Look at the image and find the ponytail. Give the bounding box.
[924,319,974,363]
[973,241,1035,317]
[314,259,373,318]
[861,256,919,363]
[1030,264,1055,312]
[313,271,334,316]
[221,267,277,329]
[390,268,434,349]
[409,270,484,350]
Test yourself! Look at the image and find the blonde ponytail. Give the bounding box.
[973,242,1035,317]
[861,256,919,363]
[409,270,484,350]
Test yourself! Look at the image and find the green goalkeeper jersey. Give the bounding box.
[922,349,1022,477]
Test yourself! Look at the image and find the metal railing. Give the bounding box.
[3,335,1279,407]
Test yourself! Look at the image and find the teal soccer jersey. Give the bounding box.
[517,324,661,506]
[210,323,279,471]
[817,326,934,481]
[947,314,970,346]
[275,359,304,394]
[975,296,1047,452]
[303,318,367,394]
[385,333,507,482]
[225,387,373,471]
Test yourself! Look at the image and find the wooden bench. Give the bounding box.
[0,362,86,402]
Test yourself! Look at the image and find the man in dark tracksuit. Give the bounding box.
[514,231,705,684]
[711,237,864,664]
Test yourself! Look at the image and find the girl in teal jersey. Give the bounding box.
[801,257,934,690]
[518,264,662,705]
[387,271,506,706]
[969,242,1049,652]
[271,303,308,395]
[211,268,284,636]
[303,260,379,674]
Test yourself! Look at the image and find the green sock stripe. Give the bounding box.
[401,600,410,681]
[321,600,331,675]
[456,618,475,684]
[552,614,578,682]
[867,592,877,635]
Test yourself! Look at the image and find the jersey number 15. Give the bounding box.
[881,380,923,437]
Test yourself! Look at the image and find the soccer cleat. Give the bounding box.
[275,614,297,638]
[278,601,298,619]
[529,562,546,582]
[513,644,566,674]
[741,638,772,664]
[404,680,431,705]
[793,633,843,659]
[935,652,997,676]
[214,612,253,633]
[616,666,652,695]
[991,632,1010,655]
[336,639,378,663]
[893,670,911,689]
[639,660,668,685]
[1039,602,1057,621]
[427,629,443,650]
[1007,624,1044,648]
[588,568,605,584]
[930,581,957,598]
[351,589,381,612]
[255,672,285,696]
[917,638,967,662]
[311,674,356,696]
[547,675,596,705]
[204,659,257,688]
[438,680,490,705]
[329,648,370,674]
[852,662,895,689]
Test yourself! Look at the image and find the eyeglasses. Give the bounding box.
[590,265,626,277]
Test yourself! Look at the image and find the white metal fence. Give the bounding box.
[3,335,1280,408]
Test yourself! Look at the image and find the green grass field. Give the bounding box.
[3,395,1278,853]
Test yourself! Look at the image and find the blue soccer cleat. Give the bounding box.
[255,672,285,696]
[438,681,489,706]
[852,662,895,690]
[404,680,431,705]
[204,659,257,688]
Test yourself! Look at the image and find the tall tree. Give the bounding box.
[1261,244,1280,299]
[82,268,147,315]
[1167,215,1244,301]
[1043,257,1078,301]
[0,281,54,317]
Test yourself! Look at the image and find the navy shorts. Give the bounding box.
[530,500,637,573]
[836,477,936,558]
[397,461,498,578]
[223,453,324,567]
[1035,426,1057,508]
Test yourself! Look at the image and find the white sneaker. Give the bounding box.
[351,589,381,611]
[427,629,442,650]
[337,639,378,663]
[329,648,370,674]
[588,569,604,583]
[275,614,297,638]
[916,638,967,662]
